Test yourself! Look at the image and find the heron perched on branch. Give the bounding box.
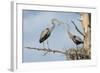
[39,18,60,55]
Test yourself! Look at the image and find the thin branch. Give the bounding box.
[25,47,67,55]
[25,47,90,60]
[71,20,85,37]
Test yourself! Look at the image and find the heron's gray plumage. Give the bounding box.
[39,28,51,43]
[73,36,83,43]
[68,31,83,45]
[39,19,57,44]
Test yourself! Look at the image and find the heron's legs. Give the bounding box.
[43,42,45,49]
[43,40,49,56]
[47,40,50,49]
[42,42,47,56]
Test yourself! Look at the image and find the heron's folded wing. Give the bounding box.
[40,28,50,39]
[75,36,83,42]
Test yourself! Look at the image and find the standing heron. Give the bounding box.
[39,18,60,55]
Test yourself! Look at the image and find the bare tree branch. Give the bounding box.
[71,20,85,37]
[25,47,91,60]
[25,47,67,55]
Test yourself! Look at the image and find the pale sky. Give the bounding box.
[22,10,84,62]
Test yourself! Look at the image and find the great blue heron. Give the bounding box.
[39,18,60,55]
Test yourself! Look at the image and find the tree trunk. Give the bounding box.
[80,13,91,56]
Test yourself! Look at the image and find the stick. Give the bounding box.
[71,20,85,37]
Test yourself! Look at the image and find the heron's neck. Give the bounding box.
[62,23,69,31]
[51,24,55,32]
[67,31,73,38]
